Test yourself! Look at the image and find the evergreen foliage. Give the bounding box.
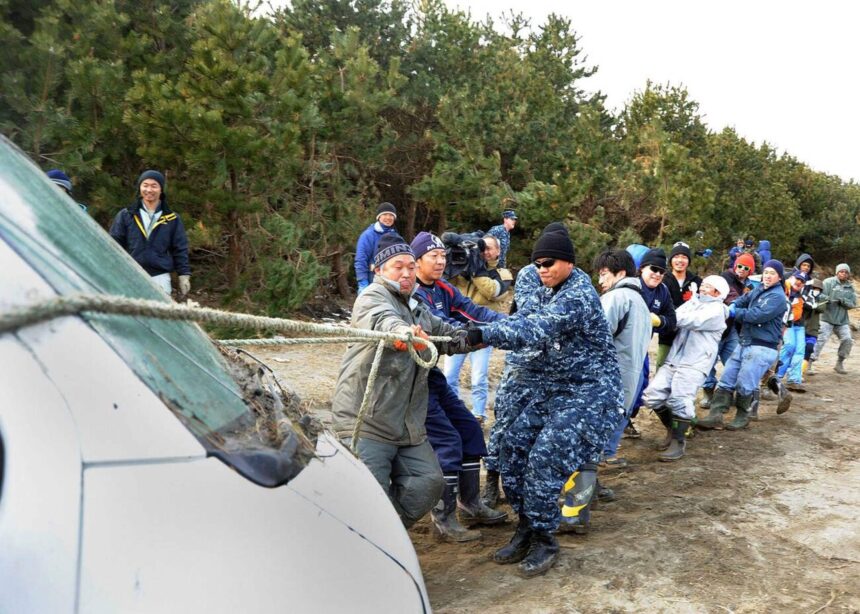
[3,0,858,314]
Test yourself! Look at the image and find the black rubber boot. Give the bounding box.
[596,480,616,503]
[775,380,793,415]
[654,406,674,451]
[431,474,481,542]
[458,459,508,526]
[518,531,560,578]
[699,387,714,409]
[493,519,532,564]
[726,393,753,430]
[558,464,597,535]
[481,469,502,508]
[659,418,690,462]
[696,387,733,429]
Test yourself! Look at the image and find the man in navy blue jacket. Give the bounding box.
[354,202,398,293]
[109,170,190,296]
[698,259,790,430]
[410,231,508,542]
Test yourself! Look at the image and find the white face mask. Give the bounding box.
[699,293,722,303]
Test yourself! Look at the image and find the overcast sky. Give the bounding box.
[443,0,858,182]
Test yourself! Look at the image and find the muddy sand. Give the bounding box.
[250,315,860,613]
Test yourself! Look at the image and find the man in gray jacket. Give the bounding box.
[332,234,470,528]
[811,263,856,374]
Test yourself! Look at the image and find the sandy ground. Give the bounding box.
[250,311,860,613]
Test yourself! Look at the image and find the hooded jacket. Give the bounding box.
[757,240,772,263]
[354,221,397,286]
[665,294,729,373]
[792,253,815,276]
[733,282,789,349]
[109,198,190,276]
[332,277,458,446]
[821,275,857,326]
[659,270,702,346]
[600,277,652,409]
[639,280,677,335]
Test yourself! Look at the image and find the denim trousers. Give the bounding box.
[718,344,778,396]
[443,345,492,417]
[777,325,805,383]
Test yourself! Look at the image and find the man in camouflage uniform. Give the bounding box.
[486,208,518,268]
[465,227,624,577]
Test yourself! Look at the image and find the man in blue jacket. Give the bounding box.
[410,231,508,542]
[698,259,790,430]
[466,228,624,578]
[109,170,190,296]
[354,202,398,293]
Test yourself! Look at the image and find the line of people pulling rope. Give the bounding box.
[331,215,855,579]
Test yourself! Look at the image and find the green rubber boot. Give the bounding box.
[696,387,733,430]
[726,393,753,431]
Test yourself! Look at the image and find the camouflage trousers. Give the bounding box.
[499,383,621,532]
[484,364,530,473]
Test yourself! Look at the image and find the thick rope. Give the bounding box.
[352,339,387,454]
[0,293,444,456]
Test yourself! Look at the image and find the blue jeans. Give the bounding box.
[703,327,740,389]
[443,346,492,418]
[777,325,805,383]
[603,370,645,457]
[718,344,778,396]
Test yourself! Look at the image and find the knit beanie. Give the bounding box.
[531,230,575,263]
[137,170,166,192]
[376,202,397,221]
[640,248,668,271]
[763,259,785,280]
[374,233,413,268]
[702,275,730,300]
[410,231,445,259]
[735,253,756,271]
[669,241,692,262]
[541,222,569,236]
[47,169,72,194]
[836,263,851,274]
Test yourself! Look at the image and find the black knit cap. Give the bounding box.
[669,241,692,262]
[374,233,413,268]
[376,202,397,218]
[541,222,569,236]
[532,230,575,263]
[640,248,667,271]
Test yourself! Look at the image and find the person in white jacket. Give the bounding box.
[643,275,730,461]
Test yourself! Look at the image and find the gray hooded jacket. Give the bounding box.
[600,277,652,410]
[665,293,729,374]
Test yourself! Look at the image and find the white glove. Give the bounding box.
[178,275,191,296]
[688,282,698,296]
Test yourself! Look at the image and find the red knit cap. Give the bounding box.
[736,253,756,270]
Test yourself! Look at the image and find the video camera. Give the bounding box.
[440,231,488,280]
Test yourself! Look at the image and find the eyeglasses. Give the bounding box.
[735,264,751,272]
[534,258,557,269]
[647,265,666,275]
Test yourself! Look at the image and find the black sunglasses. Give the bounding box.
[534,258,557,269]
[647,265,666,275]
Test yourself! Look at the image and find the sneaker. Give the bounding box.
[623,423,641,439]
[600,456,629,469]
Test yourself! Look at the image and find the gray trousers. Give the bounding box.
[356,438,444,528]
[642,364,706,420]
[812,321,853,361]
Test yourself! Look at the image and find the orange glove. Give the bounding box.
[393,326,429,351]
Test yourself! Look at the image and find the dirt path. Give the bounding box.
[251,316,860,613]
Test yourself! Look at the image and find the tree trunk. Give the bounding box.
[404,199,417,240]
[226,169,243,285]
[332,249,352,299]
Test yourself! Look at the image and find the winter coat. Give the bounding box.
[728,245,744,269]
[486,224,511,267]
[109,199,190,276]
[757,240,772,263]
[414,278,504,326]
[332,277,458,446]
[479,267,624,442]
[792,253,815,276]
[600,277,652,409]
[659,271,703,346]
[799,287,828,336]
[639,280,677,335]
[665,294,728,374]
[354,222,397,286]
[733,282,789,349]
[452,261,513,313]
[821,275,857,326]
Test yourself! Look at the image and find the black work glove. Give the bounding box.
[440,329,470,355]
[466,323,483,347]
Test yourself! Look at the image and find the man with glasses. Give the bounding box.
[698,253,756,409]
[463,228,623,578]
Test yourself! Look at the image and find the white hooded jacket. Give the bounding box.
[665,293,729,374]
